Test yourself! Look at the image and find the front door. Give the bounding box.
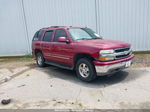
[50,29,73,66]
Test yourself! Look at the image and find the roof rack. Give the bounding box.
[41,26,73,30]
[42,27,51,29]
[50,26,66,28]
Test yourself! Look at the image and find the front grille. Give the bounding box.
[116,53,130,59]
[115,47,130,53]
[114,47,131,59]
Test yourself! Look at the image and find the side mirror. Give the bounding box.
[58,37,69,43]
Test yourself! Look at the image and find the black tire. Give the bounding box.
[76,58,97,82]
[36,52,45,67]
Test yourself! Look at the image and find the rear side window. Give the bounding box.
[54,29,67,42]
[33,31,39,41]
[33,30,43,41]
[38,30,44,40]
[43,30,53,42]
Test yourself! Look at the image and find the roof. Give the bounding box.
[41,26,86,31]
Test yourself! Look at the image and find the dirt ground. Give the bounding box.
[0,54,150,109]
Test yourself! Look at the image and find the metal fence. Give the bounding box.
[0,0,150,56]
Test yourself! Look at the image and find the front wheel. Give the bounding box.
[76,58,97,82]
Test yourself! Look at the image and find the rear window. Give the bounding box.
[33,30,44,41]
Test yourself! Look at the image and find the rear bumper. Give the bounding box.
[93,54,134,75]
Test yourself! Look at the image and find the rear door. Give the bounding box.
[32,30,43,56]
[41,30,54,60]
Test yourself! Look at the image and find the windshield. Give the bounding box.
[68,28,102,41]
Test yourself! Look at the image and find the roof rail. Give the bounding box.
[42,27,51,29]
[50,26,65,28]
[41,26,72,29]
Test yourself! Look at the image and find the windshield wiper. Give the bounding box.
[76,38,92,40]
[92,37,102,39]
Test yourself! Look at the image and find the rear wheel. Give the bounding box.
[36,52,45,67]
[76,58,97,82]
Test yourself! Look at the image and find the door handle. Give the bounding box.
[43,45,47,47]
[51,45,54,48]
[58,47,62,50]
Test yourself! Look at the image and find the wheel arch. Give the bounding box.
[73,53,95,67]
[34,49,42,56]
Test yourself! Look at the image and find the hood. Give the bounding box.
[75,39,130,49]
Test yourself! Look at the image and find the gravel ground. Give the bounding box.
[0,54,150,109]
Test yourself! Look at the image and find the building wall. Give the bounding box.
[0,0,29,56]
[0,0,150,56]
[96,0,150,51]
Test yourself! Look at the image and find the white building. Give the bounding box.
[0,0,150,56]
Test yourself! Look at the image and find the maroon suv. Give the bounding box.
[32,26,134,82]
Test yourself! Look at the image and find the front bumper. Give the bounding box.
[93,54,134,76]
[95,60,132,75]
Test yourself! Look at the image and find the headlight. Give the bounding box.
[99,49,114,54]
[99,49,115,61]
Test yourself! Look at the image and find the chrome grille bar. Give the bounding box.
[114,47,131,59]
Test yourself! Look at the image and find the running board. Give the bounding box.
[45,60,74,70]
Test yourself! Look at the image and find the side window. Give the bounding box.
[33,31,39,41]
[37,30,44,40]
[43,30,53,42]
[54,29,67,42]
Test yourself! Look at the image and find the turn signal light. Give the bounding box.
[99,57,106,61]
[99,56,115,61]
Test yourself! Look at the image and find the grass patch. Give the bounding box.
[22,54,33,58]
[133,51,150,54]
[0,54,33,59]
